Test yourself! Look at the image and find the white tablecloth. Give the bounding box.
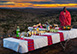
[41,33,60,44]
[3,36,48,53]
[58,28,77,40]
[3,28,77,53]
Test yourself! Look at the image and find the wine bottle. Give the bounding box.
[16,26,20,37]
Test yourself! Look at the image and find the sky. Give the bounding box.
[0,0,77,8]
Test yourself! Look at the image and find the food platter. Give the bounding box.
[62,26,72,30]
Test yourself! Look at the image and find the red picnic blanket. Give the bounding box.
[36,34,52,46]
[49,32,64,42]
[56,32,64,42]
[36,32,64,45]
[13,37,34,51]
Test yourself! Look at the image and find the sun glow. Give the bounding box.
[0,2,77,8]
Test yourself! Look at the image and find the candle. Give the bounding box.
[29,31,31,35]
[37,28,39,31]
[34,31,36,35]
[32,31,34,35]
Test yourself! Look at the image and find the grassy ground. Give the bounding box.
[0,8,77,54]
[0,9,77,36]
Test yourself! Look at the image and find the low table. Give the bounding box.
[3,28,77,53]
[3,36,48,53]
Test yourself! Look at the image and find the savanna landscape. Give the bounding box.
[0,8,77,54]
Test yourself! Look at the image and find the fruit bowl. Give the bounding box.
[62,26,71,30]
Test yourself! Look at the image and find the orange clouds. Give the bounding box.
[33,3,77,7]
[0,2,77,8]
[0,0,52,2]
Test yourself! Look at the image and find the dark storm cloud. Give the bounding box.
[0,1,15,5]
[0,1,8,2]
[0,4,14,5]
[53,0,77,3]
[0,0,77,4]
[21,0,77,4]
[29,1,77,4]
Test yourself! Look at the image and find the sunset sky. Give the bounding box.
[0,0,77,8]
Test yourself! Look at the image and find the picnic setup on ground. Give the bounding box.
[3,22,77,53]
